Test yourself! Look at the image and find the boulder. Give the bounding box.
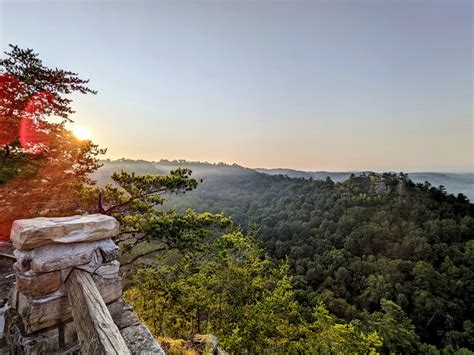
[10,214,119,250]
[193,334,219,354]
[121,323,165,355]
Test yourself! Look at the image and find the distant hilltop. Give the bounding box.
[90,159,474,201]
[257,168,474,201]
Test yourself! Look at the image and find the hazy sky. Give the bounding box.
[1,0,472,171]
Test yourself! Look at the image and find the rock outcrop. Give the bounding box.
[159,334,228,354]
[4,214,164,354]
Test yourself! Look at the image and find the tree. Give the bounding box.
[0,45,104,239]
[80,169,232,265]
[149,163,473,351]
[368,299,420,353]
[125,230,382,353]
[308,302,382,354]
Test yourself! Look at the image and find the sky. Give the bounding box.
[1,0,472,172]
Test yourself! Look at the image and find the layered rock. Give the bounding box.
[10,214,119,250]
[4,214,164,354]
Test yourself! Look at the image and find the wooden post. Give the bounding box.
[65,269,130,354]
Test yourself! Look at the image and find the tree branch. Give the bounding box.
[103,188,168,215]
[121,246,167,267]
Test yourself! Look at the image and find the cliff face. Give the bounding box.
[343,174,409,196]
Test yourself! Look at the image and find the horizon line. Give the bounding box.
[99,158,474,174]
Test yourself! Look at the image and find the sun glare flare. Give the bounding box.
[73,127,92,141]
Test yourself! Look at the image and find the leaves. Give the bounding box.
[125,231,382,353]
[0,45,104,239]
[0,44,96,121]
[160,168,474,351]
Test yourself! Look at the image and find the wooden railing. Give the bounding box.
[65,269,130,354]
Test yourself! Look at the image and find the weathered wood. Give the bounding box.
[65,269,130,355]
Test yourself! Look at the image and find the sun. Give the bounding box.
[73,127,92,141]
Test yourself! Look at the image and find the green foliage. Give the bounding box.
[0,45,104,239]
[368,299,420,353]
[125,230,381,353]
[0,163,19,184]
[99,168,199,223]
[0,44,96,121]
[92,162,472,353]
[161,170,474,352]
[141,209,232,250]
[80,169,232,264]
[308,305,382,355]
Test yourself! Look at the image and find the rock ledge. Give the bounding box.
[10,214,119,250]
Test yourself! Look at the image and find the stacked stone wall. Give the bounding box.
[4,214,163,354]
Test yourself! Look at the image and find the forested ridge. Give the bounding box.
[91,159,474,352]
[116,161,472,353]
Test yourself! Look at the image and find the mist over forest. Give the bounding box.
[92,159,474,201]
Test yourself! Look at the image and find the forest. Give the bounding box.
[94,160,474,353]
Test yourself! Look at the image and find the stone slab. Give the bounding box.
[99,241,121,262]
[17,288,69,333]
[117,309,140,330]
[60,267,73,283]
[15,267,61,296]
[110,301,140,330]
[95,260,120,278]
[10,214,119,250]
[14,239,116,273]
[76,249,103,273]
[8,284,18,310]
[93,274,123,303]
[107,298,126,324]
[17,275,123,333]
